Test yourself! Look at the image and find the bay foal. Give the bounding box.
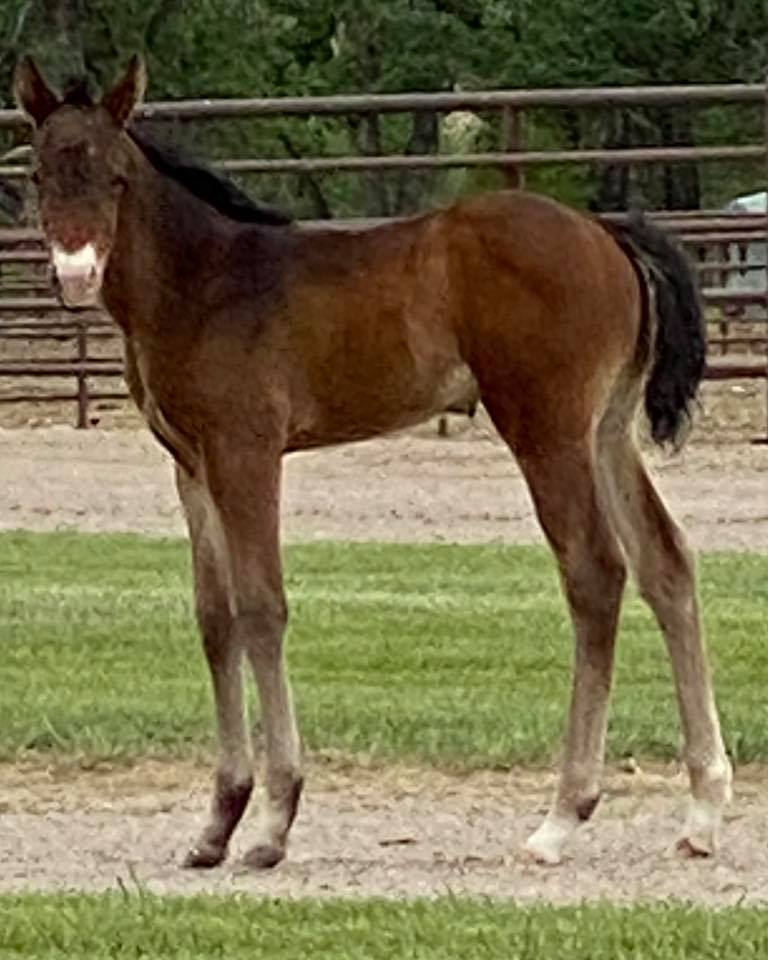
[15,56,731,869]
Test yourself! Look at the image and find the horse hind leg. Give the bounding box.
[503,435,627,864]
[598,413,731,856]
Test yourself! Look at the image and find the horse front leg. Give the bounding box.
[204,442,304,869]
[176,465,254,868]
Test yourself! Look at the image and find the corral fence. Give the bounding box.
[1,82,767,434]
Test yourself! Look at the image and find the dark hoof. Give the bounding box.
[242,843,285,870]
[183,842,228,869]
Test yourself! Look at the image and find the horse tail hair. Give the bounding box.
[604,213,706,447]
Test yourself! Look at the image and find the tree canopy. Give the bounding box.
[2,0,767,216]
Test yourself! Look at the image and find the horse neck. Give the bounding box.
[102,153,226,338]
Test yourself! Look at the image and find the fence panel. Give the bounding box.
[2,81,767,435]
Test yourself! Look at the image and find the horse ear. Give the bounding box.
[13,56,60,126]
[102,54,146,128]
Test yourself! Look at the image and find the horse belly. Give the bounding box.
[286,353,476,450]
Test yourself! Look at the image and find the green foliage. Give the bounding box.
[1,531,767,768]
[1,2,767,214]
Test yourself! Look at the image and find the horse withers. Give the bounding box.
[14,55,731,870]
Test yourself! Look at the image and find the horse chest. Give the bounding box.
[129,342,196,471]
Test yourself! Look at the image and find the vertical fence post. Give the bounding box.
[759,72,768,444]
[75,317,89,429]
[718,240,729,355]
[500,106,526,189]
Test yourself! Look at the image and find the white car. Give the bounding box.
[722,190,766,318]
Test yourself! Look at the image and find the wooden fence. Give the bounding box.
[1,82,767,432]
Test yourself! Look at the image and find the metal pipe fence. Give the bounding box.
[2,81,768,434]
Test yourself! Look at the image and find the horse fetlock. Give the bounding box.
[240,799,298,871]
[253,774,304,849]
[678,758,731,858]
[690,754,733,805]
[575,790,602,822]
[183,771,254,870]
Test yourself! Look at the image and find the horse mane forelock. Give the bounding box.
[61,78,94,108]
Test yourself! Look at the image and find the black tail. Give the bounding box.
[605,214,706,447]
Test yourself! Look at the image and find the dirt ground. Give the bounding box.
[1,383,768,902]
[2,380,768,551]
[1,761,768,904]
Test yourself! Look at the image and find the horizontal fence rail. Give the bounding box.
[1,82,764,130]
[4,145,765,180]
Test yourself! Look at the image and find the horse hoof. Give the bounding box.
[523,816,573,866]
[242,843,285,870]
[522,839,563,866]
[183,843,227,869]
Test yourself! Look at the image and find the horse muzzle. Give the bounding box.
[50,242,105,309]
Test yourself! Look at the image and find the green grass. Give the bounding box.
[1,894,767,958]
[1,531,767,767]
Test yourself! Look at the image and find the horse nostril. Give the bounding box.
[88,264,97,283]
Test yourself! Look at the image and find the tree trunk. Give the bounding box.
[393,110,439,214]
[658,107,700,210]
[591,109,631,212]
[338,10,391,217]
[278,131,334,219]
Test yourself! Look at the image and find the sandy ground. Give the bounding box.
[1,762,768,904]
[1,404,768,902]
[1,408,768,551]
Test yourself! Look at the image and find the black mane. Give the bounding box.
[129,126,294,226]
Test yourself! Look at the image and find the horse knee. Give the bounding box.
[232,597,288,658]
